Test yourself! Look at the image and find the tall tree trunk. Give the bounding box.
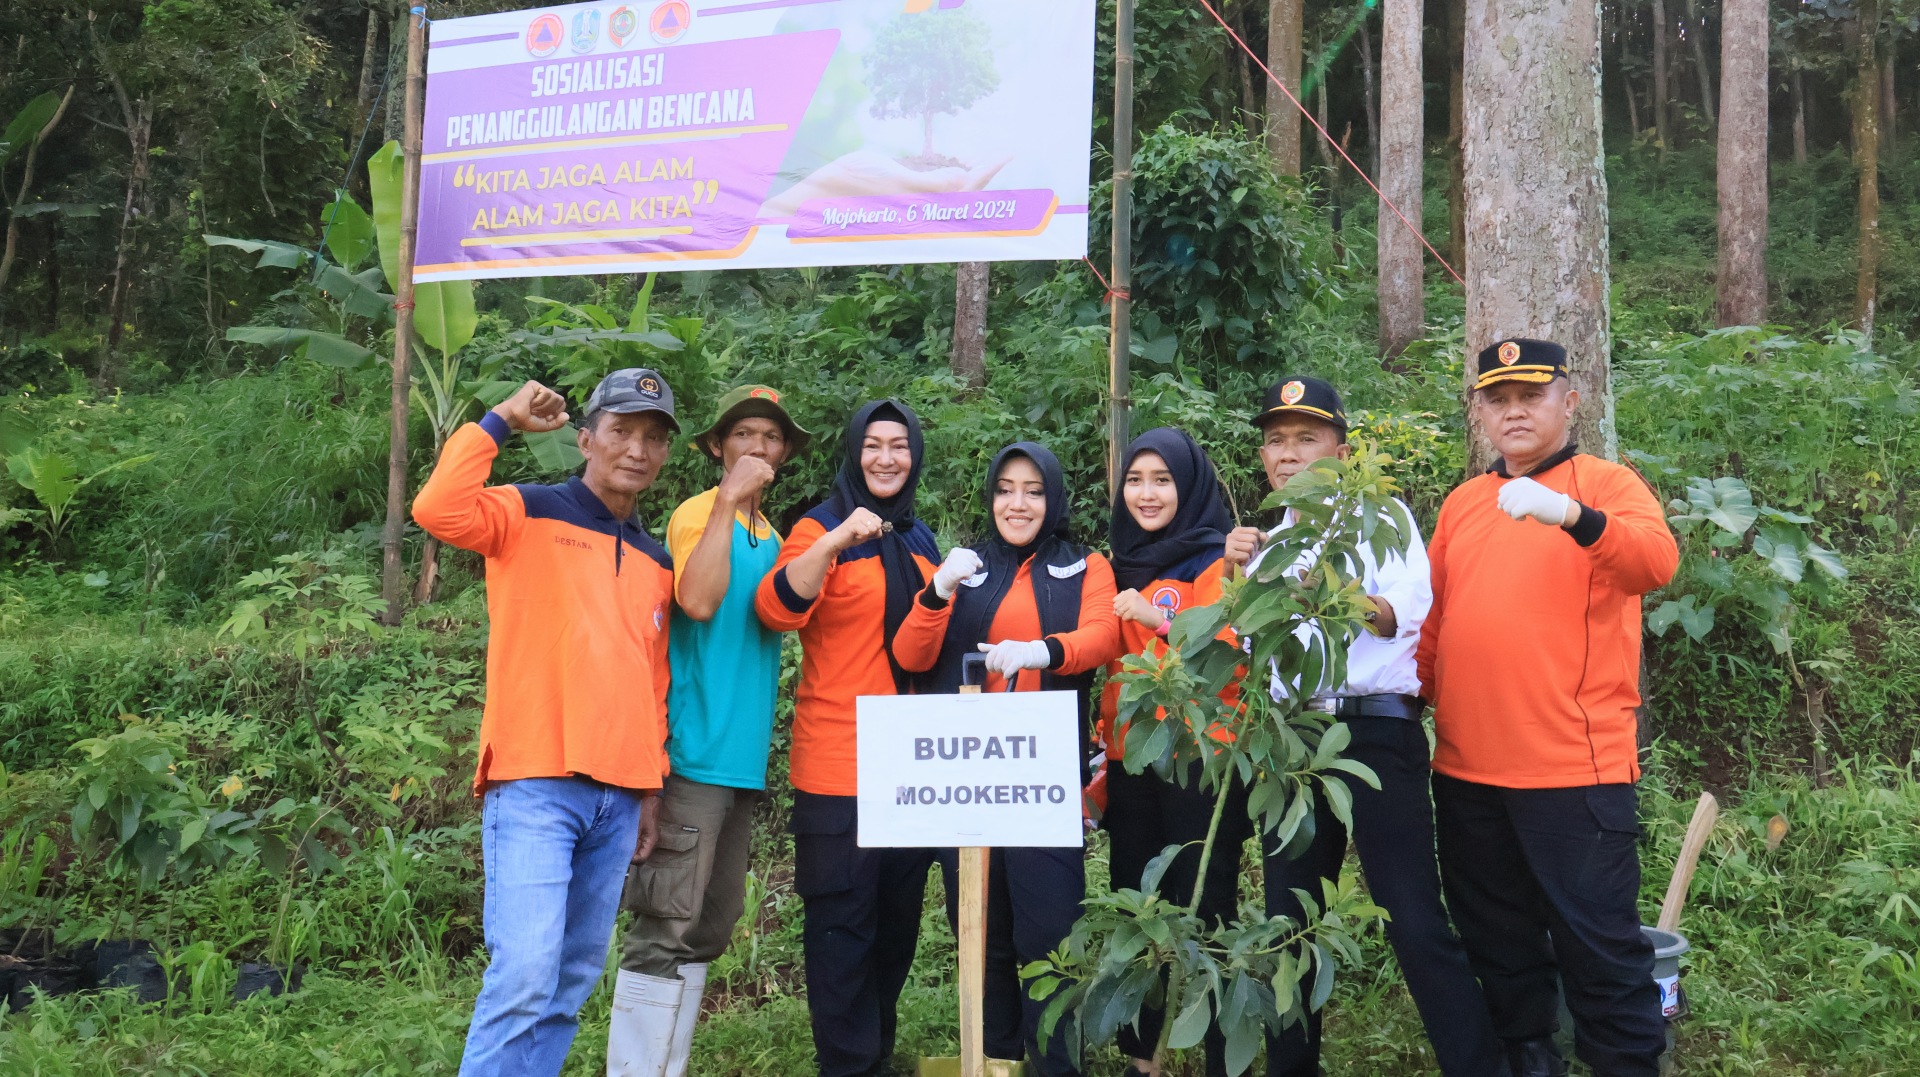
[1315,48,1337,173]
[382,13,406,144]
[1855,1,1882,340]
[99,100,152,384]
[1378,0,1424,360]
[1687,0,1716,126]
[1792,67,1808,164]
[1358,18,1380,174]
[0,83,74,296]
[1716,0,1768,327]
[351,7,382,197]
[1233,6,1259,120]
[1267,0,1303,175]
[1448,0,1467,266]
[951,261,989,390]
[1464,0,1614,470]
[381,8,426,625]
[1653,0,1673,149]
[1883,38,1898,150]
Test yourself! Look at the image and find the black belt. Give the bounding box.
[1308,694,1425,720]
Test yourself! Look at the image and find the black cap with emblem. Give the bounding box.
[1253,375,1347,436]
[584,367,679,431]
[1473,338,1569,392]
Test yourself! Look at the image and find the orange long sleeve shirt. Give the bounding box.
[754,512,940,796]
[411,416,673,794]
[1099,553,1235,753]
[1417,453,1679,788]
[892,552,1123,691]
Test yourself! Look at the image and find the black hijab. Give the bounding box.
[820,400,931,693]
[1108,427,1233,591]
[930,442,1095,710]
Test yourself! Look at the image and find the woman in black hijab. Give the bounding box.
[892,442,1123,1076]
[753,400,944,1077]
[1099,427,1252,1077]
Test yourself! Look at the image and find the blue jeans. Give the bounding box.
[459,776,644,1077]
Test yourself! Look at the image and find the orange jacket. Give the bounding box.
[1099,553,1235,753]
[412,416,673,794]
[893,552,1123,692]
[754,510,940,796]
[1417,453,1678,788]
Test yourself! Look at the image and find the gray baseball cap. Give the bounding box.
[584,368,679,431]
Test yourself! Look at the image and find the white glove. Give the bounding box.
[976,639,1053,678]
[932,547,984,599]
[1497,476,1574,527]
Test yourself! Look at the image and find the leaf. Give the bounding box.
[0,411,35,456]
[414,280,478,357]
[7,447,79,516]
[1167,983,1213,1049]
[320,191,377,271]
[367,141,405,291]
[315,263,393,321]
[523,428,583,473]
[1805,544,1848,581]
[226,327,373,369]
[1676,600,1716,642]
[203,234,312,271]
[0,91,60,169]
[1646,599,1686,637]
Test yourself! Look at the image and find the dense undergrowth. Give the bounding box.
[2,125,1919,1073]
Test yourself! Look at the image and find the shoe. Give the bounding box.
[1505,1037,1569,1077]
[663,963,707,1077]
[607,969,682,1077]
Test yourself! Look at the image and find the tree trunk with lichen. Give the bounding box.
[1267,0,1303,175]
[1463,0,1614,471]
[1855,1,1882,340]
[1715,0,1767,327]
[1653,0,1672,149]
[951,261,989,390]
[1378,0,1424,360]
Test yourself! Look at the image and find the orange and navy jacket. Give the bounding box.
[892,552,1123,693]
[412,414,673,794]
[1099,552,1237,753]
[1417,452,1678,788]
[753,506,940,797]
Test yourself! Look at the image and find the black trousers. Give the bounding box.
[1261,718,1508,1077]
[793,791,945,1077]
[1432,774,1665,1077]
[1104,761,1253,1076]
[931,846,1085,1075]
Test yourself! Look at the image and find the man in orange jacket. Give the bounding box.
[413,371,677,1077]
[1417,339,1679,1077]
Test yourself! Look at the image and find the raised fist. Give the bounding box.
[830,507,886,552]
[491,380,570,433]
[1224,526,1266,567]
[932,547,984,599]
[718,453,777,506]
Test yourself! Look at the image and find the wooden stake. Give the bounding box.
[380,5,427,625]
[1107,0,1134,499]
[1657,792,1718,933]
[958,683,988,1077]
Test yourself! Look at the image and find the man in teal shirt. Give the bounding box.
[608,386,810,1077]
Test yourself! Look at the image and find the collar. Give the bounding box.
[566,475,639,527]
[1491,441,1578,479]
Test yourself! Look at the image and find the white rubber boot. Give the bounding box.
[607,969,681,1077]
[663,963,708,1077]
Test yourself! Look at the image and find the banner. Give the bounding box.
[416,0,1096,282]
[856,691,1083,848]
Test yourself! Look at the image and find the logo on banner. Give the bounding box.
[609,6,636,46]
[525,12,564,57]
[1498,341,1521,366]
[1151,586,1181,617]
[572,9,601,52]
[1280,380,1305,405]
[650,0,692,43]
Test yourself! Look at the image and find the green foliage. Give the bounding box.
[5,442,155,549]
[0,90,62,171]
[217,548,384,662]
[864,8,1000,155]
[367,141,477,358]
[1034,448,1411,1073]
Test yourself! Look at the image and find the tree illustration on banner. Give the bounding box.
[866,6,1000,165]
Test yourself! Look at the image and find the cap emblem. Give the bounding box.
[1280,380,1305,405]
[1498,341,1521,366]
[638,376,661,396]
[750,388,780,402]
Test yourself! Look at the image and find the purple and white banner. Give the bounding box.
[416,0,1095,282]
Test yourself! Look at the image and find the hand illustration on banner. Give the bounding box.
[761,151,1010,217]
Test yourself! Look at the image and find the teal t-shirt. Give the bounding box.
[664,488,783,789]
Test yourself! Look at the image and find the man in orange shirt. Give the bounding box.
[412,371,677,1077]
[1417,340,1679,1077]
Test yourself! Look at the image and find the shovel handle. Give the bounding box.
[1657,792,1718,933]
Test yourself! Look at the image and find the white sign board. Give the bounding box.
[856,691,1083,849]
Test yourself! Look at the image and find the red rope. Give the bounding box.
[1194,0,1464,286]
[1084,256,1130,305]
[392,299,416,312]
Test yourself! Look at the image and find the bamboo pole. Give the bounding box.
[1107,0,1135,498]
[381,5,427,624]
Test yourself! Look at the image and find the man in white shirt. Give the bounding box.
[1226,376,1508,1077]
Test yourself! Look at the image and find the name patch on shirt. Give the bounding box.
[1047,559,1087,579]
[962,571,990,589]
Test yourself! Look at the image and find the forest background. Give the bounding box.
[2,0,1919,1073]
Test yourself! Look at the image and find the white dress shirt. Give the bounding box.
[1245,496,1431,700]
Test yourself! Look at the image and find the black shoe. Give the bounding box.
[1505,1037,1569,1077]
